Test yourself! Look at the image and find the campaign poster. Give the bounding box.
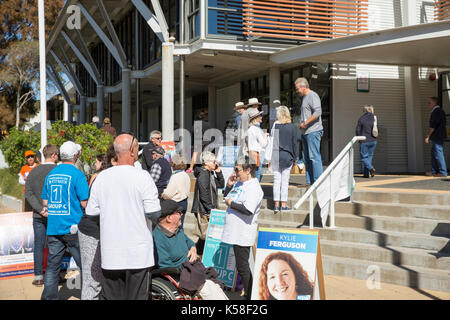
[216,145,240,191]
[202,209,237,288]
[0,212,34,279]
[251,228,321,300]
[160,140,176,162]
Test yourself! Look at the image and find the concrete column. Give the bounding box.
[67,104,73,123]
[162,39,175,140]
[63,100,69,121]
[402,0,424,173]
[97,85,105,125]
[405,66,425,173]
[122,68,132,132]
[269,66,281,126]
[80,95,87,124]
[208,86,216,128]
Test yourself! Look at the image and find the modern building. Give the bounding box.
[45,0,450,174]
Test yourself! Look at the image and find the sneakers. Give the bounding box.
[273,206,281,214]
[281,206,292,211]
[369,168,376,178]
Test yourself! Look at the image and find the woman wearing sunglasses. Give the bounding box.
[221,156,264,300]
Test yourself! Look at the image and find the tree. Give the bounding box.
[0,40,40,127]
[0,0,64,61]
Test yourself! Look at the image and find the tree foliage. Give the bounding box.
[0,40,40,127]
[0,0,64,60]
[0,121,114,175]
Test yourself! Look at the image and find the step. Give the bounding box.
[321,255,450,292]
[333,201,450,221]
[319,240,450,271]
[185,210,450,253]
[309,226,450,253]
[353,190,450,206]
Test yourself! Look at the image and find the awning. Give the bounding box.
[270,20,450,68]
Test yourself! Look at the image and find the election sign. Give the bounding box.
[0,212,34,279]
[160,140,176,162]
[216,145,239,191]
[251,228,325,300]
[202,209,237,288]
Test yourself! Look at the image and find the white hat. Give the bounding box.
[60,141,81,159]
[248,107,263,120]
[247,97,261,107]
[234,101,245,110]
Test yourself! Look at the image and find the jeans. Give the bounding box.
[273,164,292,202]
[431,140,448,176]
[360,141,377,177]
[33,218,47,279]
[41,233,82,300]
[301,130,324,185]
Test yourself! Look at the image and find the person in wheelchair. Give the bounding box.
[153,199,228,300]
[153,199,198,271]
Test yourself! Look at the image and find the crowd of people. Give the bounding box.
[19,76,446,301]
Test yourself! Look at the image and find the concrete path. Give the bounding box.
[1,273,449,300]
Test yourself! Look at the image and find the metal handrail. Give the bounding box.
[293,136,366,229]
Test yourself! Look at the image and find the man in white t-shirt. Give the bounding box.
[86,133,161,300]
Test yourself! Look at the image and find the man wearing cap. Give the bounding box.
[153,199,198,269]
[40,141,90,300]
[25,144,59,287]
[101,117,117,138]
[225,102,246,145]
[19,150,39,186]
[295,77,324,185]
[86,133,161,300]
[238,98,261,157]
[149,146,172,195]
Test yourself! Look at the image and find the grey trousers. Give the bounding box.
[78,230,102,300]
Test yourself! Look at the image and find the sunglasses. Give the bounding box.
[152,137,162,140]
[26,155,35,159]
[234,167,243,173]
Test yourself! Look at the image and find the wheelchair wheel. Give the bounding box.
[150,278,178,300]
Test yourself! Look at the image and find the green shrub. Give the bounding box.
[0,121,113,175]
[0,168,23,199]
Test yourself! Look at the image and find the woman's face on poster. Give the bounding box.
[266,259,297,300]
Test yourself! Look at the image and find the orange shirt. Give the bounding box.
[19,163,39,193]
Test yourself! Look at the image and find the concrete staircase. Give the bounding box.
[183,186,450,292]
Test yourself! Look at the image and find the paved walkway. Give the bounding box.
[1,273,449,300]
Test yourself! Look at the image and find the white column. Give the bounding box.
[208,86,216,128]
[162,38,175,140]
[403,0,424,173]
[269,66,281,126]
[200,0,206,39]
[38,0,47,149]
[63,100,69,121]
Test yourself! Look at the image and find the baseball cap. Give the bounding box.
[160,199,183,219]
[60,141,81,159]
[24,150,35,158]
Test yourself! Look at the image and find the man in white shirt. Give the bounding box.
[86,133,161,300]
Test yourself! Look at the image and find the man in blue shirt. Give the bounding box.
[425,97,447,177]
[41,141,89,300]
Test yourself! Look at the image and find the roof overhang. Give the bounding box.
[271,20,450,68]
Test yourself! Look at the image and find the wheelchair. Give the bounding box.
[149,267,201,300]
